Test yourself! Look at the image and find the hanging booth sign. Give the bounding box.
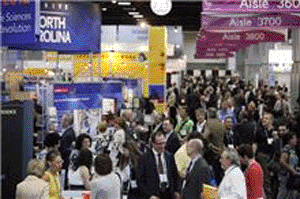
[11,2,101,53]
[1,0,38,47]
[202,13,300,30]
[203,0,300,13]
[53,83,123,111]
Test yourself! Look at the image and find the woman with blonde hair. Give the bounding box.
[43,150,64,199]
[16,159,49,199]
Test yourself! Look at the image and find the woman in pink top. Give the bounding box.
[238,144,265,199]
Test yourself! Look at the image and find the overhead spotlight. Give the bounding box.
[176,45,180,48]
[129,12,140,15]
[139,21,148,28]
[102,7,107,11]
[112,0,117,4]
[118,2,131,6]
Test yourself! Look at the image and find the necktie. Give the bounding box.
[157,153,164,174]
[185,161,193,179]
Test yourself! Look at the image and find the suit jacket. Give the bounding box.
[165,132,181,155]
[137,150,180,199]
[181,157,212,199]
[59,127,76,169]
[16,175,49,199]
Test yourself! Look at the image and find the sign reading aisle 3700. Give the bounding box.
[203,0,300,13]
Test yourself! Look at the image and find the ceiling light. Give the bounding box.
[111,0,117,4]
[128,12,140,15]
[133,15,144,18]
[118,2,131,6]
[102,8,107,11]
[150,0,172,16]
[139,21,149,28]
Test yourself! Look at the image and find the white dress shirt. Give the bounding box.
[196,120,206,133]
[218,165,247,199]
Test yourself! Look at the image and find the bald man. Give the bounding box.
[181,139,212,199]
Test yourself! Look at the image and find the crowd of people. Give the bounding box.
[16,72,300,199]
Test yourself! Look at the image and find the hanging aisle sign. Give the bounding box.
[203,0,300,13]
[202,13,300,30]
[196,29,285,58]
[1,0,38,47]
[196,29,285,45]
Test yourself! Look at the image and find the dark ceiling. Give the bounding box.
[97,1,202,31]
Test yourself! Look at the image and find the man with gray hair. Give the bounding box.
[218,148,247,199]
[181,139,212,199]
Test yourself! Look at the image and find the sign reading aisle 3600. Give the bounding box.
[203,0,300,13]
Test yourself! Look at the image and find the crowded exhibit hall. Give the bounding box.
[2,0,300,199]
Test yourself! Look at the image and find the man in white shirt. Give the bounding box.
[218,148,247,199]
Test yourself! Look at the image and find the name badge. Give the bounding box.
[228,144,234,149]
[267,138,274,145]
[159,174,168,183]
[131,180,137,188]
[144,115,152,123]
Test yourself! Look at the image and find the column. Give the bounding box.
[291,29,300,111]
[149,26,167,113]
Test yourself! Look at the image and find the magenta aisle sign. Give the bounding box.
[196,29,285,45]
[202,13,300,29]
[203,0,300,13]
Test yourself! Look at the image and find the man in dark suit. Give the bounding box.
[59,113,76,189]
[162,118,181,155]
[137,131,180,199]
[181,138,212,199]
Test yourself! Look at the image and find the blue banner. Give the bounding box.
[37,2,101,53]
[53,83,123,111]
[6,2,101,53]
[1,0,37,47]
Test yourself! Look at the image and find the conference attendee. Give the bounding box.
[91,154,121,199]
[202,107,225,185]
[237,144,265,199]
[137,131,180,199]
[37,132,61,161]
[233,110,256,147]
[59,113,76,189]
[162,118,181,155]
[174,100,194,142]
[253,112,277,198]
[193,108,207,136]
[43,150,64,199]
[277,132,300,199]
[223,116,237,149]
[16,159,49,199]
[181,139,212,199]
[94,121,112,155]
[69,134,93,176]
[218,148,247,199]
[68,149,93,190]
